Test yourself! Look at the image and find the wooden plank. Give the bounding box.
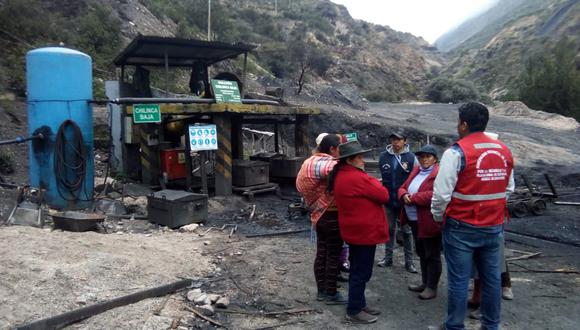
[232,183,278,192]
[246,229,309,238]
[554,201,580,206]
[127,104,319,115]
[16,279,193,330]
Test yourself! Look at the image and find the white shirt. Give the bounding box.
[404,166,434,221]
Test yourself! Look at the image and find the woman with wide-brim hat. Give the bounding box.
[398,145,442,300]
[328,141,390,324]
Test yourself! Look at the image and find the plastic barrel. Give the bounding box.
[26,47,94,210]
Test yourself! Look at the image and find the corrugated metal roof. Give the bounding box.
[113,36,256,67]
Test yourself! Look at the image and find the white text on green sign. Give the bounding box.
[345,133,358,142]
[211,79,242,104]
[133,104,161,123]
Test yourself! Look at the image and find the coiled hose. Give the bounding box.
[54,120,91,201]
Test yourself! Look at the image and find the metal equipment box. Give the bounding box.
[232,160,269,187]
[160,148,187,181]
[147,190,208,228]
[250,152,280,162]
[270,157,305,178]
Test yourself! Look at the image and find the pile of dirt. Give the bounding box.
[491,101,580,131]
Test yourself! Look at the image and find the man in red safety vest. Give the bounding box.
[431,102,514,330]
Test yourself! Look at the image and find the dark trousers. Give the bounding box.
[409,221,442,290]
[314,211,342,295]
[347,244,376,315]
[385,207,414,264]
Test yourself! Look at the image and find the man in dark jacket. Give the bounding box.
[378,132,417,273]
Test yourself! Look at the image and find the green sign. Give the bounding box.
[133,104,161,123]
[344,132,358,142]
[211,79,242,104]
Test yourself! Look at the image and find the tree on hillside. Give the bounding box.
[426,77,480,103]
[288,40,332,95]
[518,38,580,119]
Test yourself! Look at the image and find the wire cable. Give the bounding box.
[54,120,91,201]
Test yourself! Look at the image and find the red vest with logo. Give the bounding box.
[446,132,514,227]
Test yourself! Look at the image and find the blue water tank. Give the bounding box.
[26,47,94,210]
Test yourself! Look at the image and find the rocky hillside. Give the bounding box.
[435,0,580,97]
[0,0,443,102]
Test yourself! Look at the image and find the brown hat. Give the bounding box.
[336,141,372,159]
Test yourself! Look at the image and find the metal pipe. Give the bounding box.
[0,134,44,146]
[111,97,281,106]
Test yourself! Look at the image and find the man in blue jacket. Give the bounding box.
[378,132,417,273]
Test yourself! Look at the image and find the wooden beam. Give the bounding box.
[126,103,319,115]
[15,279,193,330]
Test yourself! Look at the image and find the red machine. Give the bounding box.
[160,148,187,181]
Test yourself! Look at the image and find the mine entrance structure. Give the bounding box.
[109,36,318,195]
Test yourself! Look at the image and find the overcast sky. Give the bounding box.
[331,0,499,43]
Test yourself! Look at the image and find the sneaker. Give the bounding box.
[419,288,437,300]
[502,287,514,300]
[469,308,481,320]
[408,283,425,292]
[345,311,378,324]
[316,289,326,301]
[405,262,418,273]
[377,257,393,267]
[325,292,347,305]
[362,306,381,315]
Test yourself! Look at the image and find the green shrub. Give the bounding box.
[0,151,15,175]
[426,78,480,103]
[364,90,401,103]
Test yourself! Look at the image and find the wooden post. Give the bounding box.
[200,151,208,195]
[231,115,244,159]
[294,115,309,157]
[213,114,232,195]
[138,124,160,186]
[185,124,193,191]
[242,52,248,96]
[274,123,280,153]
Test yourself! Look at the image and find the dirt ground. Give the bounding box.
[1,193,579,330]
[1,100,579,329]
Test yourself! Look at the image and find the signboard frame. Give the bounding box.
[210,79,242,104]
[188,124,218,152]
[344,132,358,142]
[132,104,161,124]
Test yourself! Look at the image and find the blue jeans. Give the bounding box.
[347,244,376,315]
[443,218,503,330]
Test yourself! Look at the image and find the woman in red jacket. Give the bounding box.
[328,141,390,324]
[398,145,441,300]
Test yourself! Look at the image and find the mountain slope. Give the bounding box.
[436,0,580,97]
[0,0,443,101]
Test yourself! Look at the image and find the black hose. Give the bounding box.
[54,120,91,201]
[0,134,44,146]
